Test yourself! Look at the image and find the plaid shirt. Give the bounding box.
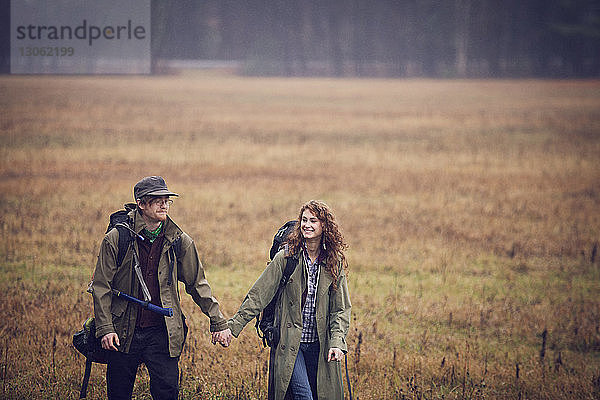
[301,250,321,343]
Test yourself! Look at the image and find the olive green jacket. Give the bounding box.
[228,249,351,400]
[91,209,228,357]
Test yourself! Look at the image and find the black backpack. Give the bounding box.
[256,220,298,347]
[107,203,137,268]
[72,318,107,398]
[269,220,297,261]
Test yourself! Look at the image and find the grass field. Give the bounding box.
[1,72,599,399]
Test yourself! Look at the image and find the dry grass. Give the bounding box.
[0,72,599,399]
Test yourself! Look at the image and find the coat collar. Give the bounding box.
[130,209,182,245]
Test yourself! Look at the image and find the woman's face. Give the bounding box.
[301,209,323,241]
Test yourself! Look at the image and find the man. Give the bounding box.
[91,176,232,400]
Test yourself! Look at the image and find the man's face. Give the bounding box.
[137,196,172,224]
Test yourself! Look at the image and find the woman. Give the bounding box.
[228,200,351,400]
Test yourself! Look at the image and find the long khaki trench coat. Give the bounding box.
[228,249,351,400]
[91,208,228,357]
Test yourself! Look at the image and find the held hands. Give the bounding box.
[102,329,233,350]
[327,347,344,362]
[211,328,233,347]
[101,333,120,351]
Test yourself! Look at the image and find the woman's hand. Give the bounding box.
[327,347,344,362]
[211,328,233,347]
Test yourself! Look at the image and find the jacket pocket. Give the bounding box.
[110,296,127,317]
[110,296,128,335]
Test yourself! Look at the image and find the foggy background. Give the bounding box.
[2,0,600,77]
[152,0,600,78]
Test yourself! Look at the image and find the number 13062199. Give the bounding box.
[18,47,75,57]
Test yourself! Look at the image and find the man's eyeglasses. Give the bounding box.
[150,198,173,207]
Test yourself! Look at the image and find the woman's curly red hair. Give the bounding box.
[287,200,348,290]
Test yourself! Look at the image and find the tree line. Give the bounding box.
[152,0,600,78]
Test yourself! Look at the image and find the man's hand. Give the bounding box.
[211,328,233,347]
[327,347,344,362]
[101,333,120,351]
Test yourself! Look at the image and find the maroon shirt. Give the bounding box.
[135,232,165,328]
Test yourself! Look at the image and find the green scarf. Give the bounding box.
[143,222,163,243]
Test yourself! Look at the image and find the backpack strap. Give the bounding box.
[167,236,182,286]
[115,224,133,268]
[79,357,92,398]
[280,253,298,287]
[255,252,299,346]
[265,254,298,346]
[115,216,183,286]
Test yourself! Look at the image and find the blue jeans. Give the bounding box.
[289,341,319,400]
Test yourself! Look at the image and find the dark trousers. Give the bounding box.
[106,326,179,400]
